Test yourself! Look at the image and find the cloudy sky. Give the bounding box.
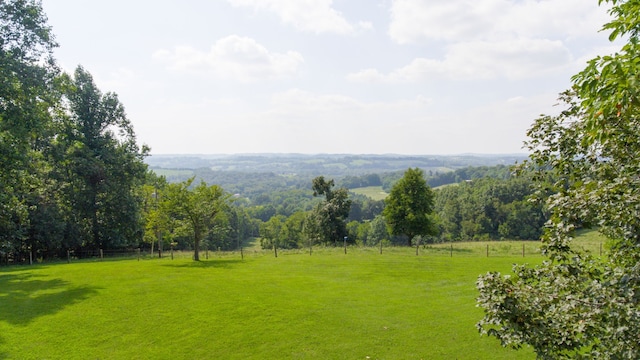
[41,0,619,155]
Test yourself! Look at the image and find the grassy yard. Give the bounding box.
[0,247,541,359]
[0,233,602,359]
[1,230,609,360]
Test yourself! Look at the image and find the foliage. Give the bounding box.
[383,168,437,246]
[0,1,148,260]
[304,176,352,246]
[54,66,148,250]
[164,178,230,261]
[477,1,640,358]
[0,0,59,260]
[434,176,545,241]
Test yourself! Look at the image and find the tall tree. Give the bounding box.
[383,168,437,246]
[55,66,148,249]
[165,178,229,261]
[477,1,640,358]
[0,0,60,258]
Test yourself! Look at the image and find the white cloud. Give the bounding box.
[388,0,611,44]
[153,35,304,82]
[349,38,571,82]
[226,0,367,34]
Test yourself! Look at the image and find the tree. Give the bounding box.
[477,1,640,358]
[55,66,148,249]
[260,214,285,251]
[383,168,437,246]
[0,0,60,259]
[306,176,351,246]
[165,178,229,261]
[367,215,389,246]
[141,172,170,255]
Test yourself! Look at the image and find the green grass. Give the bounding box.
[0,248,538,359]
[1,231,608,359]
[350,186,388,200]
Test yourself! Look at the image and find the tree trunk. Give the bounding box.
[193,228,201,261]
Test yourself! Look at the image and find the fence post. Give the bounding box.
[450,244,453,257]
[137,248,140,261]
[29,250,33,265]
[240,246,244,260]
[600,243,602,256]
[67,249,70,264]
[486,244,489,257]
[100,249,103,261]
[522,243,525,257]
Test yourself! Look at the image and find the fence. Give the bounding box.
[0,239,605,266]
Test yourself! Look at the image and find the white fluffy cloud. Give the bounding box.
[388,0,610,44]
[349,0,609,83]
[226,0,367,34]
[153,35,303,82]
[349,38,571,82]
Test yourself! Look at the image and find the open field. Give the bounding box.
[0,233,606,359]
[350,186,388,200]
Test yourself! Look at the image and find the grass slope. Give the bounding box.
[0,249,538,359]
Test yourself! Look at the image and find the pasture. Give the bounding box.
[0,236,605,359]
[350,186,388,201]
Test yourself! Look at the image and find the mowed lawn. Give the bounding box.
[0,248,539,359]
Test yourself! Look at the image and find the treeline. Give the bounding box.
[253,171,547,249]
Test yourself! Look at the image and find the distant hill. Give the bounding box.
[146,153,528,176]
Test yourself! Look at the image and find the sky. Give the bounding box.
[40,0,621,155]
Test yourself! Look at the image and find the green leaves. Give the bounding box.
[477,1,640,357]
[383,168,436,245]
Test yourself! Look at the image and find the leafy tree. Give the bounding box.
[383,168,437,246]
[477,1,640,358]
[281,211,306,249]
[55,66,148,249]
[306,176,352,246]
[260,214,285,250]
[367,215,389,246]
[0,0,59,259]
[141,172,170,255]
[165,178,230,261]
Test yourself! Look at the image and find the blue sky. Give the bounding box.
[41,0,619,155]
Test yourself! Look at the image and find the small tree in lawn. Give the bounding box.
[165,178,229,261]
[383,168,437,246]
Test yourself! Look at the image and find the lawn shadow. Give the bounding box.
[161,258,245,269]
[0,334,6,360]
[0,272,100,326]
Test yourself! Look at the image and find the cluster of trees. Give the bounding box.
[0,0,252,263]
[0,1,148,261]
[434,176,546,241]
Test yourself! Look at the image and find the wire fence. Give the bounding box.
[0,239,606,267]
